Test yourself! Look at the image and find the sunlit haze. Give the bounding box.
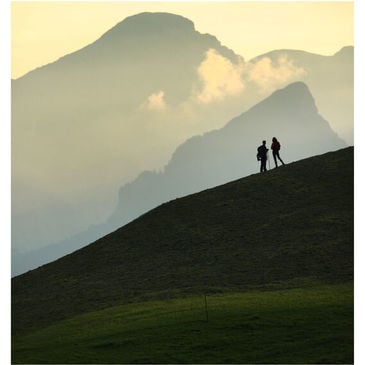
[12,1,353,79]
[10,1,355,276]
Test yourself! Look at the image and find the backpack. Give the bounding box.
[272,140,280,151]
[257,145,267,159]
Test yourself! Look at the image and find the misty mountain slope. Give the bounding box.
[107,82,346,229]
[12,147,353,333]
[12,81,347,276]
[12,10,353,260]
[251,46,353,144]
[16,12,238,107]
[12,12,243,253]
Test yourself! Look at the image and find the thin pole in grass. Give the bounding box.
[204,294,209,322]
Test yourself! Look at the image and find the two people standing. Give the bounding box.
[257,137,285,172]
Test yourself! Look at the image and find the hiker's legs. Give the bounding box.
[273,150,284,166]
[277,151,285,165]
[273,151,278,168]
[260,158,267,172]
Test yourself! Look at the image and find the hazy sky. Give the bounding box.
[11,1,353,79]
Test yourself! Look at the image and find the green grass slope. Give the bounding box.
[12,147,353,334]
[13,283,353,364]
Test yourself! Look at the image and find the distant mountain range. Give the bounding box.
[12,81,347,276]
[107,82,346,229]
[12,12,244,254]
[251,46,353,144]
[11,12,353,276]
[12,147,354,333]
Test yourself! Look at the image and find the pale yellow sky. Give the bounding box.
[12,2,353,79]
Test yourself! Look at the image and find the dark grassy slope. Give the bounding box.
[12,147,353,333]
[12,284,353,364]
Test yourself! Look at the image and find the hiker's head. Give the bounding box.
[272,137,277,142]
[262,140,266,145]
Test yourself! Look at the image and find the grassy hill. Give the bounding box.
[12,283,353,364]
[12,147,353,337]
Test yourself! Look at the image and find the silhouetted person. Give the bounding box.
[257,140,269,172]
[271,137,285,168]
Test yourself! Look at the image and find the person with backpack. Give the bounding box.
[257,140,269,172]
[271,137,285,168]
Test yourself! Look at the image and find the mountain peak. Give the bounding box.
[100,12,196,40]
[239,81,318,120]
[334,46,354,61]
[272,81,313,103]
[282,80,308,91]
[335,45,353,55]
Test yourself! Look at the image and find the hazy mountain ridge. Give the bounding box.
[251,46,353,144]
[15,12,239,107]
[11,11,353,276]
[250,46,353,65]
[107,82,346,229]
[12,12,244,254]
[12,81,347,276]
[12,147,353,333]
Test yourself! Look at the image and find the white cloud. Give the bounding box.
[194,50,306,104]
[246,55,307,93]
[146,90,167,110]
[196,49,245,103]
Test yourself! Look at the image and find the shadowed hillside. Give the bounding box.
[13,82,347,276]
[12,147,353,334]
[12,12,242,255]
[12,11,353,265]
[107,82,346,231]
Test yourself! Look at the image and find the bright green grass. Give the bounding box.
[12,283,353,364]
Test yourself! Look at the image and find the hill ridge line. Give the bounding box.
[12,147,353,333]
